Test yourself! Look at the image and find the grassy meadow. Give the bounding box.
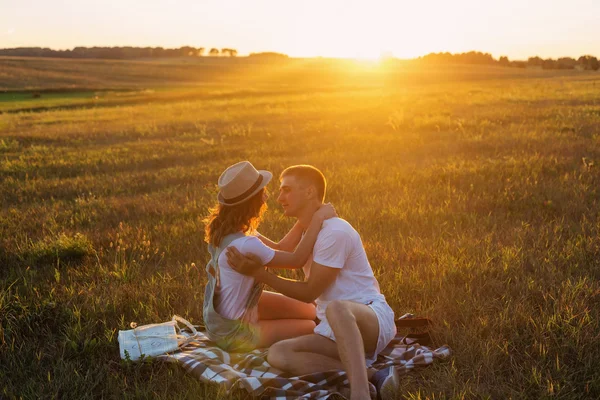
[1,56,600,399]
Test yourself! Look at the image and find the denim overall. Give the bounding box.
[203,232,263,352]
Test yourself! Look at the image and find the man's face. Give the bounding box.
[277,175,308,217]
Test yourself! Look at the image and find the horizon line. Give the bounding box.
[1,46,599,62]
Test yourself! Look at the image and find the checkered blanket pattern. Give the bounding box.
[157,331,451,399]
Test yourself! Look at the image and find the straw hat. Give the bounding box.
[217,161,272,206]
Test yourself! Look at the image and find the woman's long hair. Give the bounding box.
[204,188,267,247]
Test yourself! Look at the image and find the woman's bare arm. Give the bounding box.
[263,204,336,269]
[255,221,303,251]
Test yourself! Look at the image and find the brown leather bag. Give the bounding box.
[395,313,433,346]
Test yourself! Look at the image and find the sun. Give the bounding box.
[350,51,394,62]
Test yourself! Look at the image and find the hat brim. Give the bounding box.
[217,170,272,206]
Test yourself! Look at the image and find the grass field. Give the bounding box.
[1,56,599,399]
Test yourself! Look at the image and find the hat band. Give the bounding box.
[223,175,264,204]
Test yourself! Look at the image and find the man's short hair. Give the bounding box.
[280,165,326,202]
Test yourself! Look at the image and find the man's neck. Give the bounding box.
[297,202,322,230]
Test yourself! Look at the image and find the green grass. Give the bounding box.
[1,58,600,399]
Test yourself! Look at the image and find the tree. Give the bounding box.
[72,47,88,57]
[220,48,238,57]
[542,58,557,70]
[209,48,219,56]
[499,56,509,66]
[578,55,599,71]
[247,52,289,61]
[557,57,576,69]
[527,56,543,67]
[180,46,196,56]
[198,47,205,56]
[416,51,496,65]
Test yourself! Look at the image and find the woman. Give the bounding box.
[203,161,334,351]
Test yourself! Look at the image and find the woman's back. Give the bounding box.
[214,235,275,319]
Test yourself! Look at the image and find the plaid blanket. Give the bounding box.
[157,330,451,399]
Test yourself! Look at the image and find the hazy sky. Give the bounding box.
[1,0,598,59]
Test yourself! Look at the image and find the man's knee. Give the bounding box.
[267,339,294,370]
[325,300,355,324]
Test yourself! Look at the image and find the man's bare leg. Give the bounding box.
[269,334,377,378]
[324,300,380,400]
[267,334,344,374]
[268,301,380,399]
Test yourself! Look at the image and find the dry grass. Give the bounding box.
[1,58,599,399]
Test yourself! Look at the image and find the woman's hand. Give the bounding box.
[225,247,265,278]
[313,202,337,222]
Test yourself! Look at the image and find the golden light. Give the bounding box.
[280,1,434,61]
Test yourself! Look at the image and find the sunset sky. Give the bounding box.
[1,0,599,60]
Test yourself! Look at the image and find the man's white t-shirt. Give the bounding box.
[304,218,385,321]
[215,236,275,320]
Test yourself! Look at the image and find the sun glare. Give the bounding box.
[351,51,391,62]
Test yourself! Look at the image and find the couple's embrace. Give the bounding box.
[203,161,399,400]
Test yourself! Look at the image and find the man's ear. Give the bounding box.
[305,185,316,200]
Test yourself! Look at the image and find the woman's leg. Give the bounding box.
[258,291,316,320]
[257,319,316,348]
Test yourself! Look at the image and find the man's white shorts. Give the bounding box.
[314,299,397,366]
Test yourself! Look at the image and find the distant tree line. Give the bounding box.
[526,55,599,71]
[417,51,497,65]
[248,52,289,61]
[0,46,597,70]
[0,46,238,59]
[417,51,599,71]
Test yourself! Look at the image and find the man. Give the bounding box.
[226,165,399,400]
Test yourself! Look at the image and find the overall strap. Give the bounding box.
[207,232,246,287]
[218,232,247,253]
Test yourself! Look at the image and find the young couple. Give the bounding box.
[203,161,399,400]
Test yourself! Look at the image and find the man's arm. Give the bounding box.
[256,221,303,251]
[257,262,339,303]
[225,248,339,303]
